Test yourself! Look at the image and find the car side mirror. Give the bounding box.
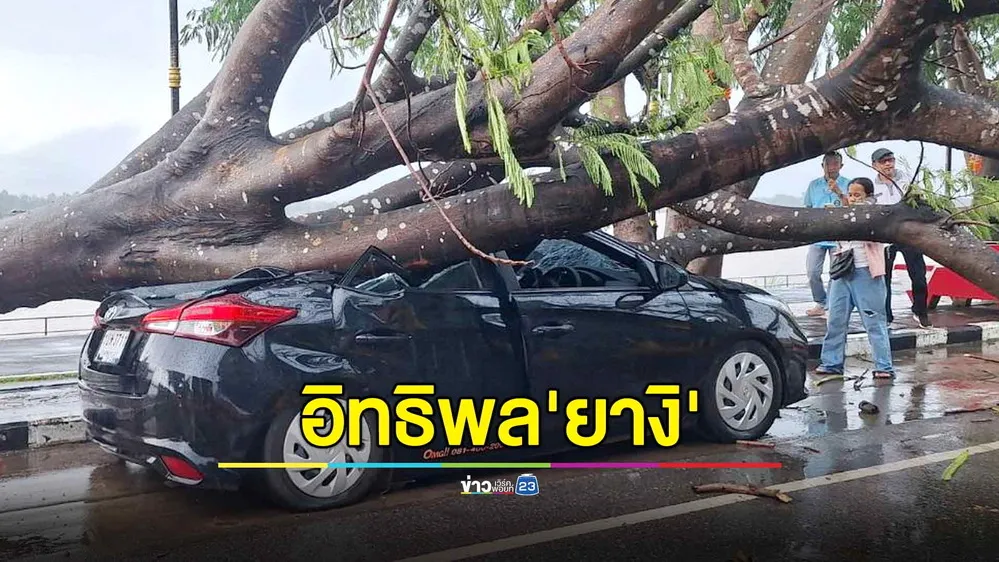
[656,261,688,291]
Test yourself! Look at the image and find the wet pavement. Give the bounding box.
[2,342,999,561]
[0,335,86,378]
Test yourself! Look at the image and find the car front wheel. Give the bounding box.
[698,340,783,443]
[258,402,388,511]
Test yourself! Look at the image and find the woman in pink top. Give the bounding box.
[815,177,895,379]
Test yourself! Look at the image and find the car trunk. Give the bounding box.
[83,271,291,394]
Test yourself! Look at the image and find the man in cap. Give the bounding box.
[802,151,851,317]
[871,147,932,328]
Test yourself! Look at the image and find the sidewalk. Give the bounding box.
[768,284,999,359]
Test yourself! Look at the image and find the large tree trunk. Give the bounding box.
[3,0,999,314]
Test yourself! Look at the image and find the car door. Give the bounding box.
[334,248,527,461]
[501,235,700,446]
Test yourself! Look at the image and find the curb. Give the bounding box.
[0,415,87,453]
[807,320,999,360]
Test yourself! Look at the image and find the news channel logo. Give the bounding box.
[460,473,540,496]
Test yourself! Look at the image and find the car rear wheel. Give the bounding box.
[259,401,388,511]
[698,341,783,443]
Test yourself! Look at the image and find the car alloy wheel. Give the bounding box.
[282,405,372,498]
[714,352,774,432]
[698,340,783,443]
[258,401,388,511]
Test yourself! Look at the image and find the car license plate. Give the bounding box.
[95,329,131,365]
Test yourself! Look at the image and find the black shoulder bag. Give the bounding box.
[829,244,855,280]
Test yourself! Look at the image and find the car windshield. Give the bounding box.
[525,238,636,273]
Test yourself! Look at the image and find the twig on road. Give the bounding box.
[944,405,999,415]
[692,483,793,503]
[735,440,776,449]
[964,353,999,365]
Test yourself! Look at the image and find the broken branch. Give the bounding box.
[736,440,776,449]
[692,483,792,503]
[964,354,999,365]
[351,0,402,129]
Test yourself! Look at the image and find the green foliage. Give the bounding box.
[907,168,999,240]
[424,0,552,205]
[180,0,261,61]
[826,0,880,68]
[650,33,734,130]
[567,126,661,210]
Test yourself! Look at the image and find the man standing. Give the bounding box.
[870,147,932,328]
[803,151,851,317]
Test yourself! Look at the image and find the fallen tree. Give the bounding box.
[3,0,999,312]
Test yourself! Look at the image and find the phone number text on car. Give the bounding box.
[299,383,699,449]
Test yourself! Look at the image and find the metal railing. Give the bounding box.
[0,313,94,337]
[728,273,811,289]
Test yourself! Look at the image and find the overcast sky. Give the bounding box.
[0,1,964,212]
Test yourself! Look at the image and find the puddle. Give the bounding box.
[769,341,999,440]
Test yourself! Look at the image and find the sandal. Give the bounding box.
[814,367,842,375]
[872,371,895,379]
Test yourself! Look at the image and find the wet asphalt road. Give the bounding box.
[2,342,999,561]
[0,335,87,377]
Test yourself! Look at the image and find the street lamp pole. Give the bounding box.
[169,0,181,115]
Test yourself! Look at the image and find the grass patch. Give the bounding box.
[0,371,76,385]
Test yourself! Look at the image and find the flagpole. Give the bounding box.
[169,0,180,115]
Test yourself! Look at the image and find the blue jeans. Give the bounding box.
[807,245,832,307]
[819,266,895,374]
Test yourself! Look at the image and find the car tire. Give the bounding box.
[258,401,389,511]
[697,340,783,443]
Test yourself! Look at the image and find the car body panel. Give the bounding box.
[78,230,810,493]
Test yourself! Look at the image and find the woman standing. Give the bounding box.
[815,177,895,379]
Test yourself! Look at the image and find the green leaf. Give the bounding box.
[455,72,472,154]
[942,449,969,481]
[566,125,661,208]
[751,0,769,16]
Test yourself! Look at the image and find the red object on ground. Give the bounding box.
[894,243,999,308]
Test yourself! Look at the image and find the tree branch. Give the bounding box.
[86,79,216,192]
[666,192,999,296]
[350,0,402,128]
[511,0,581,44]
[648,225,806,267]
[720,0,776,98]
[291,159,505,226]
[611,0,713,85]
[749,0,836,57]
[899,84,999,160]
[201,0,351,138]
[258,0,687,205]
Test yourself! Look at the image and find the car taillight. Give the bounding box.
[139,294,297,347]
[93,310,103,329]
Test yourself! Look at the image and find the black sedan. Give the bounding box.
[79,230,809,511]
